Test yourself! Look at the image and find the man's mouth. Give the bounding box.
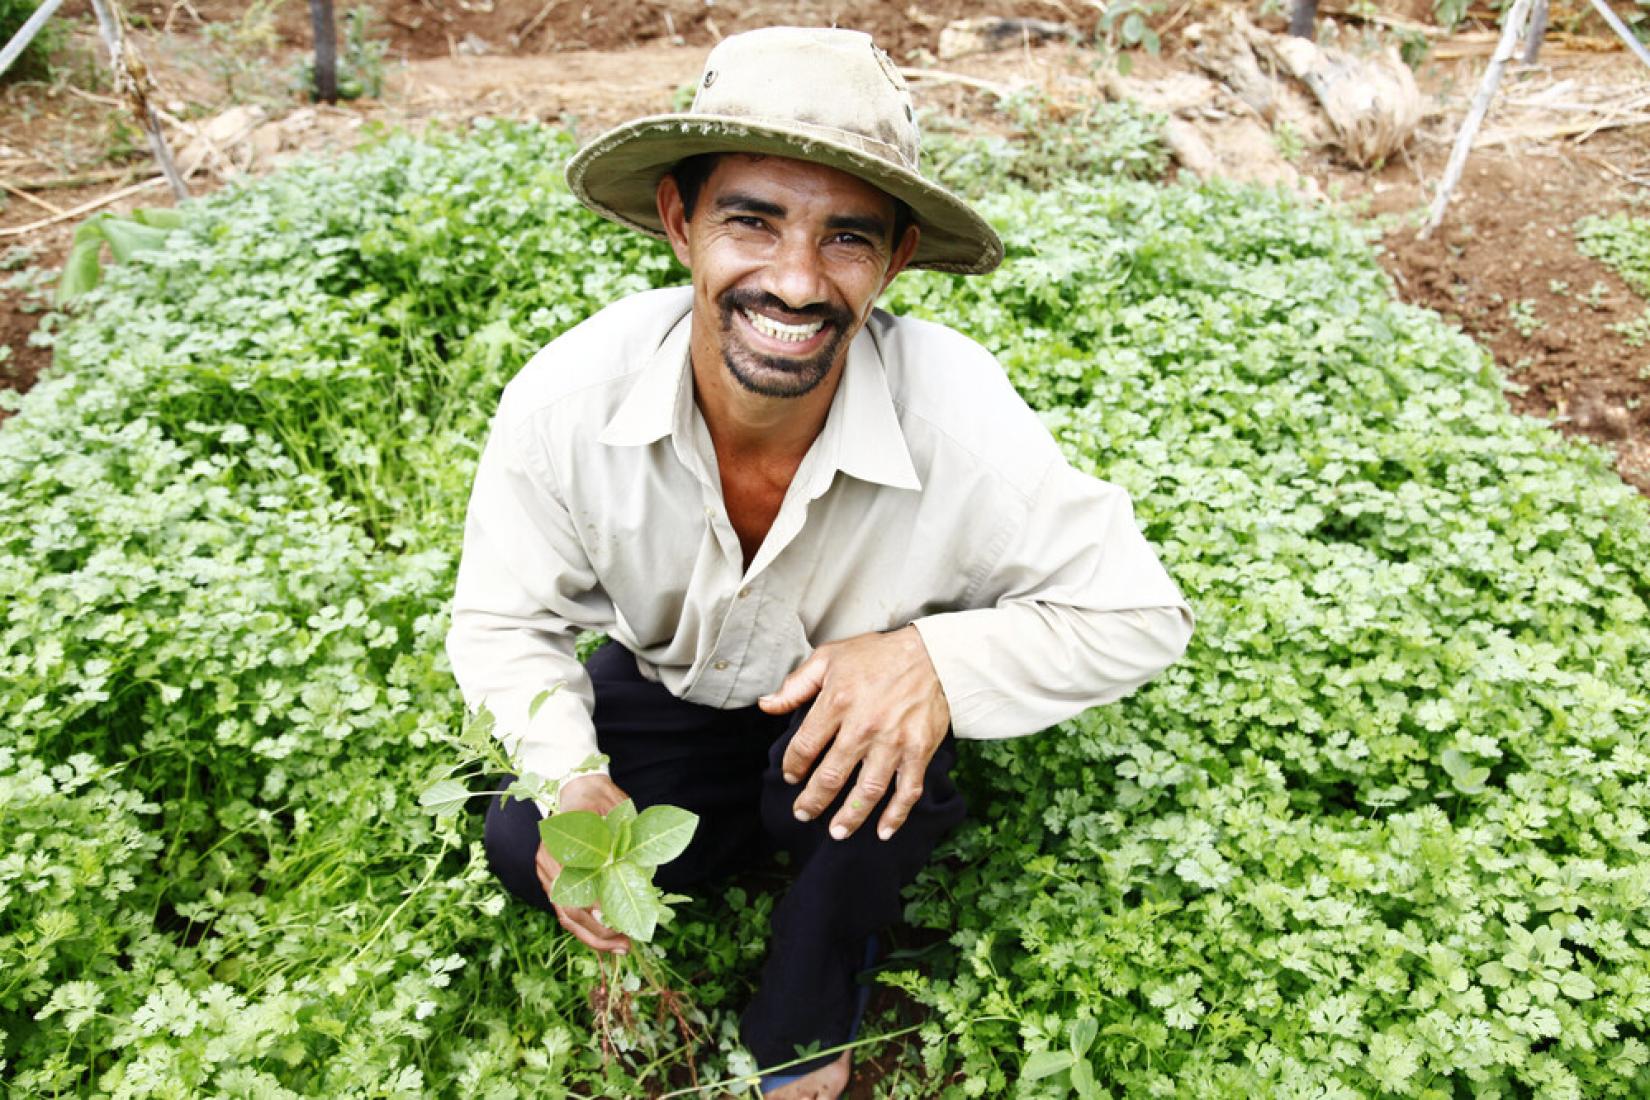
[741,308,826,345]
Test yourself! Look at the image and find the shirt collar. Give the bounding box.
[597,306,923,495]
[813,323,923,494]
[596,307,694,448]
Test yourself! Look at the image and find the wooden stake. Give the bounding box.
[310,0,338,104]
[1419,0,1534,240]
[86,0,188,202]
[1521,0,1548,64]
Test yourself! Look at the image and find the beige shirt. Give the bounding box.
[447,286,1194,783]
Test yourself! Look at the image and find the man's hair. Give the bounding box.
[671,153,916,247]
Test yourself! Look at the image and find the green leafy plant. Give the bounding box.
[1094,0,1164,72]
[540,803,697,942]
[6,116,1650,1098]
[1578,212,1650,297]
[1507,296,1541,338]
[1610,307,1650,348]
[55,208,182,304]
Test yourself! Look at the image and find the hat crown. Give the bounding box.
[689,27,919,172]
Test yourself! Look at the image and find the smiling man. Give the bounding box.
[446,26,1194,1099]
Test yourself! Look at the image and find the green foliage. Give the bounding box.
[1433,0,1472,31]
[1577,212,1650,297]
[879,178,1650,1098]
[541,802,697,941]
[3,116,1650,1098]
[923,93,1170,197]
[0,0,62,83]
[56,208,183,304]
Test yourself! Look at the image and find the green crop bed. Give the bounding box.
[3,121,1649,1098]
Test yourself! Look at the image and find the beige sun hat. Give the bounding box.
[564,26,1003,275]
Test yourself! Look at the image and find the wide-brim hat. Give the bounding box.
[565,26,1003,275]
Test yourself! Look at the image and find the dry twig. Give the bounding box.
[1,179,66,216]
[0,176,166,237]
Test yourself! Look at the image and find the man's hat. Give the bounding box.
[565,27,1003,275]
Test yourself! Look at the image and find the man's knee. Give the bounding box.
[760,712,966,853]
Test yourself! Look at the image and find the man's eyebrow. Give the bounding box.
[713,192,786,218]
[825,213,892,241]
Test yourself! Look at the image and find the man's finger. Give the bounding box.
[760,648,829,715]
[793,734,867,823]
[875,761,927,842]
[558,904,630,954]
[827,746,898,841]
[779,691,841,785]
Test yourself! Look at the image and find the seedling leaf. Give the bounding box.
[1022,1050,1075,1080]
[597,861,661,942]
[99,218,173,264]
[1070,1017,1098,1057]
[418,778,471,815]
[552,865,600,909]
[627,804,698,868]
[539,811,610,869]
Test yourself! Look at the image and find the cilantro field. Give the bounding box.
[4,120,1650,1098]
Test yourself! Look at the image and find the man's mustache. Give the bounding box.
[720,289,852,330]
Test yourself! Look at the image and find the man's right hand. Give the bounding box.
[536,773,633,955]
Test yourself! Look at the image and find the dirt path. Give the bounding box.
[3,2,1648,491]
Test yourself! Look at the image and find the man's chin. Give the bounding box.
[722,331,841,398]
[723,351,833,398]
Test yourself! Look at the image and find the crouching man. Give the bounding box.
[446,26,1193,1099]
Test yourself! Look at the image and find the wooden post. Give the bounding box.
[1521,0,1548,64]
[309,0,338,104]
[1418,0,1533,240]
[1288,0,1318,41]
[86,0,188,201]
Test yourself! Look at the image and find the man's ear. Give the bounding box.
[656,174,693,269]
[880,223,921,293]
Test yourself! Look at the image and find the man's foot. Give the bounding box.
[762,1050,851,1099]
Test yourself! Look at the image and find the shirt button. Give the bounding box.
[738,587,750,599]
[713,659,730,671]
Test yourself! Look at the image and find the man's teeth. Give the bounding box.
[744,310,824,343]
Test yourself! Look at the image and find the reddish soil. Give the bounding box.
[1375,141,1650,489]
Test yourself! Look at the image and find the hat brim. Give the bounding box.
[565,114,1003,276]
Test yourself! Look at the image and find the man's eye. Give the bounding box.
[729,215,766,229]
[831,233,872,248]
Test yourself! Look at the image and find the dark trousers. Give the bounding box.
[482,642,967,1073]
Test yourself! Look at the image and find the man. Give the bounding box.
[446,26,1193,1099]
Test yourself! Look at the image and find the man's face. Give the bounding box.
[658,154,919,400]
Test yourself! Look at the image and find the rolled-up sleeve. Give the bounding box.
[446,407,614,784]
[912,460,1193,738]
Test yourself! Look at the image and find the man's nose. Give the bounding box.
[761,233,830,312]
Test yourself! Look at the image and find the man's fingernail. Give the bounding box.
[830,824,848,840]
[783,772,798,784]
[614,947,627,956]
[794,807,811,822]
[878,826,893,841]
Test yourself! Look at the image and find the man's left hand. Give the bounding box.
[758,625,949,842]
